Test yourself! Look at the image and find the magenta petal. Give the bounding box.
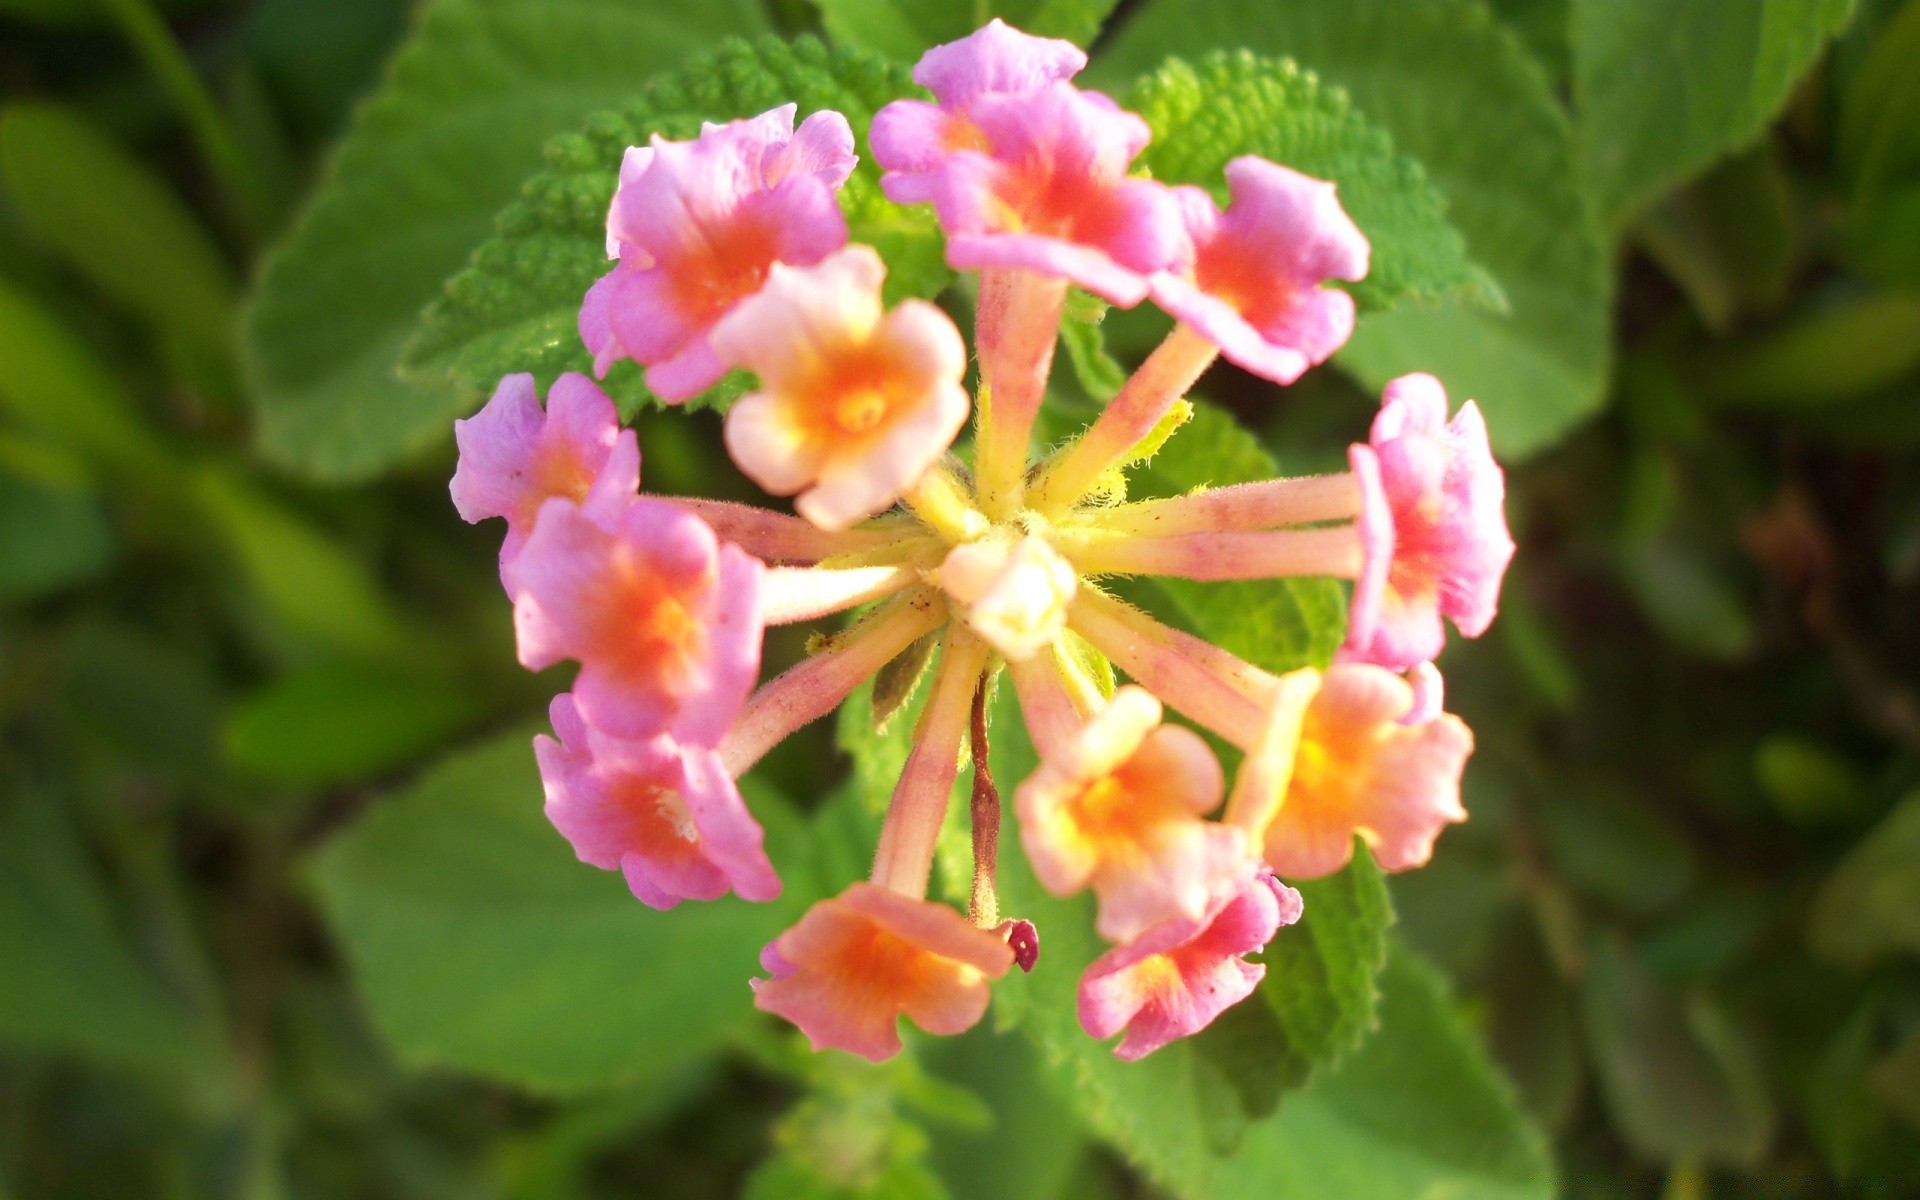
[765,110,857,188]
[913,18,1087,106]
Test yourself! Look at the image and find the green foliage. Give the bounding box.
[814,0,1121,59]
[241,0,770,481]
[310,730,804,1092]
[223,660,486,786]
[1130,52,1485,312]
[1571,0,1858,227]
[1693,289,1920,408]
[0,792,216,1078]
[1807,792,1920,966]
[0,468,113,600]
[0,103,236,356]
[1097,0,1613,460]
[402,36,948,422]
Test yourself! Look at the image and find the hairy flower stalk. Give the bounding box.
[452,19,1514,1063]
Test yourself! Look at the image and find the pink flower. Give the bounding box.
[930,82,1185,305]
[1015,686,1249,941]
[506,495,764,744]
[712,245,969,530]
[450,373,638,570]
[1150,157,1369,384]
[536,694,779,909]
[1079,871,1302,1061]
[581,105,856,401]
[1344,374,1515,670]
[1260,663,1471,878]
[871,19,1087,205]
[752,882,1015,1062]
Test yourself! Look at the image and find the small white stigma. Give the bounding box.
[937,533,1077,662]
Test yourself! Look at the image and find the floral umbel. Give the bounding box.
[453,20,1513,1063]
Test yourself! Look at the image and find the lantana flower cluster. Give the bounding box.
[451,20,1514,1064]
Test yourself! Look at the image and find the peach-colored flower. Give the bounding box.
[752,882,1014,1062]
[1016,686,1247,941]
[1260,663,1472,878]
[713,245,969,530]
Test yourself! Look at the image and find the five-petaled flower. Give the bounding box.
[453,19,1515,1066]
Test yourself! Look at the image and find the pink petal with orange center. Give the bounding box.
[715,246,969,530]
[1342,374,1515,670]
[1261,663,1472,878]
[1016,686,1249,941]
[450,373,636,575]
[536,694,779,909]
[582,106,855,401]
[752,883,1014,1062]
[506,496,764,745]
[1079,871,1302,1060]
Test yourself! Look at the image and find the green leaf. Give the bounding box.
[1635,142,1801,333]
[223,660,487,787]
[1131,400,1346,673]
[0,791,214,1076]
[0,468,113,600]
[192,466,415,661]
[0,278,173,478]
[814,0,1121,60]
[240,0,770,482]
[1129,52,1485,312]
[401,36,949,421]
[1691,289,1920,408]
[1097,0,1613,460]
[0,103,236,354]
[310,730,804,1092]
[1572,0,1858,227]
[1807,791,1920,966]
[0,0,217,27]
[1581,937,1776,1167]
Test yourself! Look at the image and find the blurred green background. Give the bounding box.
[2,0,1919,1196]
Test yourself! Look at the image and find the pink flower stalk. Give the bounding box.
[506,495,764,745]
[871,19,1087,204]
[1259,663,1472,878]
[1151,157,1370,384]
[712,245,969,530]
[752,882,1015,1062]
[1015,686,1249,941]
[582,105,856,400]
[536,693,778,909]
[450,373,637,571]
[930,81,1185,305]
[1079,871,1302,1061]
[1345,374,1515,671]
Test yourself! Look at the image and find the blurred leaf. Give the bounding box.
[1694,289,1920,408]
[1581,938,1776,1167]
[193,466,414,660]
[311,730,803,1092]
[815,0,1119,57]
[1807,790,1920,966]
[401,37,948,423]
[59,618,223,777]
[1133,401,1346,673]
[1639,890,1772,982]
[1537,785,1698,915]
[0,468,113,600]
[1130,51,1487,312]
[0,791,214,1076]
[1489,0,1570,84]
[1485,920,1585,1129]
[1869,1023,1920,1133]
[0,103,236,354]
[1098,0,1612,461]
[494,1064,718,1200]
[1837,0,1920,197]
[240,0,769,481]
[1058,311,1126,403]
[0,0,218,26]
[1754,734,1865,825]
[1571,0,1856,226]
[0,277,172,477]
[925,1026,1088,1200]
[243,0,411,146]
[224,660,486,787]
[1616,535,1757,662]
[1636,142,1800,333]
[1850,181,1920,286]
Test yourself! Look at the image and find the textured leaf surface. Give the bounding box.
[311,730,802,1091]
[1130,52,1484,312]
[1097,0,1613,459]
[240,0,768,481]
[815,0,1121,60]
[402,36,949,421]
[1572,0,1857,226]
